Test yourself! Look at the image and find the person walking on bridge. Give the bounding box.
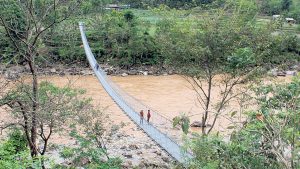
[140,110,144,124]
[95,63,99,70]
[147,110,151,124]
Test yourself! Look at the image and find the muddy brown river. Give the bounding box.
[39,74,290,134]
[39,74,239,134]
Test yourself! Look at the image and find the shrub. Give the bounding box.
[187,76,300,168]
[0,129,39,169]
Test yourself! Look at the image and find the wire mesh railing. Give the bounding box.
[79,22,192,163]
[105,76,184,142]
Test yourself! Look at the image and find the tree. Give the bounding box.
[57,104,123,168]
[261,0,283,15]
[186,76,300,168]
[158,2,298,135]
[281,0,292,11]
[0,81,97,168]
[173,114,190,134]
[251,76,300,168]
[92,10,162,67]
[0,0,82,160]
[260,0,294,15]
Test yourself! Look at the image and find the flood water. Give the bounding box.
[2,74,290,136]
[39,74,244,134]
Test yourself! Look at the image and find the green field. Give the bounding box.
[129,9,300,36]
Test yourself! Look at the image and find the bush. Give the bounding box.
[188,134,279,169]
[0,129,27,157]
[187,76,300,168]
[58,130,122,168]
[0,129,38,169]
[88,10,163,67]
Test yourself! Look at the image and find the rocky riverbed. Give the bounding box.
[2,63,299,80]
[0,64,176,79]
[44,125,174,168]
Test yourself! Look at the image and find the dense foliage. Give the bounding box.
[1,0,299,67]
[261,0,300,21]
[88,10,162,67]
[46,10,163,67]
[187,76,300,168]
[0,130,40,168]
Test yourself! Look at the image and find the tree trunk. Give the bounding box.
[202,74,212,135]
[28,57,39,157]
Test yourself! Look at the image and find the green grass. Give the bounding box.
[132,9,163,24]
[131,9,300,36]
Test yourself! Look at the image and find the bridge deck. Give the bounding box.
[79,23,191,163]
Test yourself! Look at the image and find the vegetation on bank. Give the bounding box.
[167,3,300,168]
[180,76,300,169]
[1,0,299,68]
[0,81,122,168]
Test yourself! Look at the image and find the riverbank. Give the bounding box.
[2,62,299,80]
[0,63,176,79]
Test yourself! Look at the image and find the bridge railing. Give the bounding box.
[79,22,192,163]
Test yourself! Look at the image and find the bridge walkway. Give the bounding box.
[79,23,192,163]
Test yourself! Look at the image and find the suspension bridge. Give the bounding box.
[79,22,192,163]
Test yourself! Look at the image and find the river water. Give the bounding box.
[39,74,242,134]
[2,73,290,137]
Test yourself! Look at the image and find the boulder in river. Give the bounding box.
[122,73,128,77]
[128,70,138,75]
[190,121,212,127]
[152,149,162,156]
[4,71,19,80]
[50,68,56,73]
[144,144,152,149]
[81,70,93,75]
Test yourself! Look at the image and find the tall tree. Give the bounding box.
[0,81,98,168]
[0,0,82,160]
[158,2,297,135]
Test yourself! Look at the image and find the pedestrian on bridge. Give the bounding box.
[147,109,151,124]
[140,110,144,124]
[95,63,99,70]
